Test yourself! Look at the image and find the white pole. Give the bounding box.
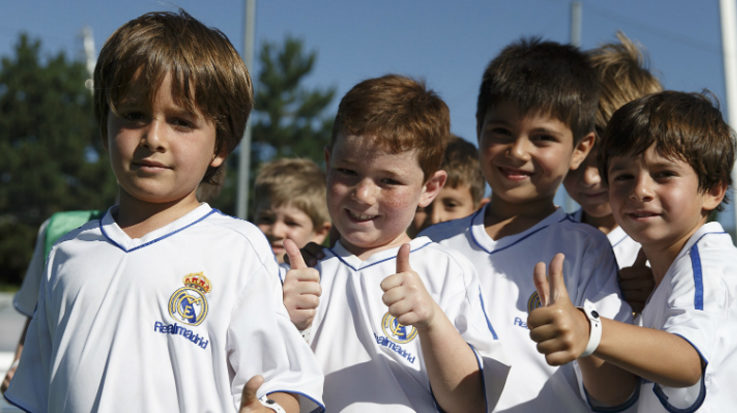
[236,0,256,219]
[719,0,737,233]
[563,0,583,213]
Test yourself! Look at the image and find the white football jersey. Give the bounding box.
[634,221,737,412]
[421,206,632,412]
[303,236,510,412]
[569,208,642,268]
[6,204,324,413]
[13,218,49,316]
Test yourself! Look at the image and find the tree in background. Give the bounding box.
[211,36,336,216]
[0,34,117,285]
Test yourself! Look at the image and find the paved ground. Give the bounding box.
[0,292,25,412]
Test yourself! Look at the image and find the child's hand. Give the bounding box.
[617,249,653,314]
[527,253,590,365]
[239,375,296,413]
[282,238,321,331]
[380,244,438,330]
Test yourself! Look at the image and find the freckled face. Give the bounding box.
[325,134,431,258]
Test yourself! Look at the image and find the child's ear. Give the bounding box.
[210,143,228,168]
[418,170,447,208]
[569,132,595,170]
[702,181,728,212]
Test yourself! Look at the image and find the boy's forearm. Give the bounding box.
[418,311,485,413]
[578,355,637,406]
[594,318,702,387]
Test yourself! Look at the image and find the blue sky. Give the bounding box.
[1,0,735,231]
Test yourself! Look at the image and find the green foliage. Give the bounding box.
[210,36,335,217]
[0,34,117,284]
[251,35,335,162]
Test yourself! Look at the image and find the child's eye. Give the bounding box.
[170,117,195,130]
[121,111,146,123]
[380,177,402,186]
[653,170,677,181]
[612,173,633,182]
[255,215,274,225]
[532,134,557,143]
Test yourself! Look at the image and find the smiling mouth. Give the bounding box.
[346,209,377,222]
[627,211,659,220]
[499,166,531,180]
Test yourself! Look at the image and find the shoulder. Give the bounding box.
[420,211,476,243]
[200,210,273,255]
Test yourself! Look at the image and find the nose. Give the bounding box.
[352,178,378,205]
[630,174,654,202]
[140,118,166,152]
[582,165,601,187]
[507,138,531,162]
[271,220,289,239]
[429,203,446,225]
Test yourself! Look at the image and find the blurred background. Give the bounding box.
[1,2,736,406]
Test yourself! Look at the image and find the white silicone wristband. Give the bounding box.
[578,301,602,357]
[259,397,286,413]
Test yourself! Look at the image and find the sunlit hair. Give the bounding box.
[588,32,662,136]
[254,157,330,228]
[94,10,253,183]
[476,37,599,144]
[599,90,735,211]
[443,136,485,206]
[330,74,451,179]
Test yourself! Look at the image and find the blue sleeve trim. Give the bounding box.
[477,289,499,340]
[688,243,704,310]
[468,342,489,412]
[3,392,34,413]
[265,390,325,413]
[586,379,640,412]
[651,333,708,413]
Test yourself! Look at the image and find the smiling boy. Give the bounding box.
[529,90,737,411]
[282,74,509,412]
[420,38,632,411]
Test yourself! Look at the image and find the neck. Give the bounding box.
[581,212,618,234]
[115,190,202,239]
[484,196,557,240]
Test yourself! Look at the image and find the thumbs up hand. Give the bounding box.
[527,253,591,365]
[380,244,438,330]
[617,248,653,314]
[282,238,322,331]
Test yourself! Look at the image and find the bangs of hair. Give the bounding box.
[331,74,450,178]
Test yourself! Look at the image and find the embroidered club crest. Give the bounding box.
[381,312,418,344]
[168,272,211,326]
[527,291,543,313]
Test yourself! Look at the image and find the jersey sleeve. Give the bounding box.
[440,251,511,412]
[4,247,55,412]
[13,219,50,317]
[571,232,632,323]
[227,240,325,412]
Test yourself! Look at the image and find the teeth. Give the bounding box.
[348,210,375,220]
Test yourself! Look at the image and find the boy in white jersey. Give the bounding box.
[420,38,632,412]
[563,32,663,312]
[282,74,509,412]
[530,90,737,412]
[4,11,323,413]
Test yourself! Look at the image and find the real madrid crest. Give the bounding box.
[168,272,211,326]
[527,291,542,313]
[381,312,417,344]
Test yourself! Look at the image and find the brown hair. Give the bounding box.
[331,74,450,179]
[94,10,253,183]
[588,32,662,136]
[600,90,735,211]
[476,37,599,144]
[443,136,485,206]
[254,158,330,228]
